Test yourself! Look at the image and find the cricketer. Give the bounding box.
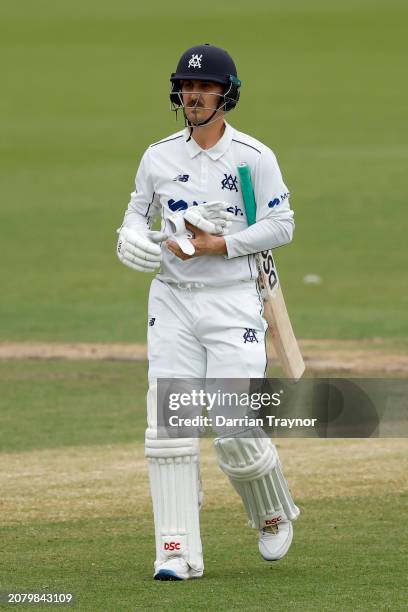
[117,44,300,580]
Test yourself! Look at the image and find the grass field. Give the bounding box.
[1,1,407,610]
[1,0,407,342]
[1,360,407,611]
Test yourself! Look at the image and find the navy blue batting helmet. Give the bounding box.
[170,44,241,112]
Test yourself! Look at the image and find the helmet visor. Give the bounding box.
[170,73,230,85]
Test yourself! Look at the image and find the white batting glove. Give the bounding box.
[116,227,168,272]
[166,212,196,255]
[184,201,233,236]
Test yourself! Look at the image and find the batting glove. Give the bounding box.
[117,227,168,272]
[184,201,233,235]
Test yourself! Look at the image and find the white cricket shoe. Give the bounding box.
[154,558,203,581]
[258,521,293,561]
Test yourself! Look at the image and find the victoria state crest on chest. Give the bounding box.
[221,173,239,192]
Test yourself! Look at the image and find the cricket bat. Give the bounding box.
[237,163,305,380]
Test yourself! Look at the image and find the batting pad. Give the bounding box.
[145,385,203,573]
[214,430,300,530]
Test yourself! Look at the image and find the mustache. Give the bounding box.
[185,102,218,111]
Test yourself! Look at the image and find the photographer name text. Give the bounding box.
[167,415,317,429]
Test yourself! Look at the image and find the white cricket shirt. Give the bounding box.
[122,122,294,285]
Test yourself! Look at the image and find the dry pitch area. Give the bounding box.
[1,338,407,373]
[1,439,407,526]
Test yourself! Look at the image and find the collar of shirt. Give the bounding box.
[183,122,234,161]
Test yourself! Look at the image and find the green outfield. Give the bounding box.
[1,1,407,610]
[1,360,407,611]
[1,0,407,342]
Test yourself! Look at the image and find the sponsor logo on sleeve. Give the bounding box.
[268,192,290,208]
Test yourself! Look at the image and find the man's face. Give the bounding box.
[180,79,225,124]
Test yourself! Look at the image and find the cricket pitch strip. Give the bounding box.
[0,339,407,374]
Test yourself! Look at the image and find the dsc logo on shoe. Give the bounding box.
[265,516,282,526]
[164,542,181,551]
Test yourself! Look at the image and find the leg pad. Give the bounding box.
[145,385,203,573]
[214,430,300,529]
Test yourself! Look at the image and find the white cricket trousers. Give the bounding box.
[144,279,278,575]
[147,278,268,381]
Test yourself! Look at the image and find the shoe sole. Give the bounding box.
[154,569,184,581]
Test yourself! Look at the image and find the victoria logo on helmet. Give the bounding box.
[188,54,203,69]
